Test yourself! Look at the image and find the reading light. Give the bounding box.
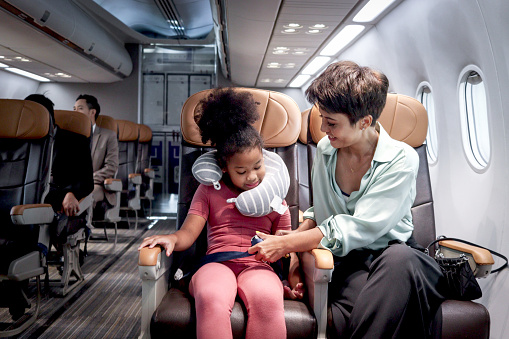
[5,68,50,82]
[353,0,397,22]
[320,25,365,56]
[289,74,311,88]
[301,56,331,75]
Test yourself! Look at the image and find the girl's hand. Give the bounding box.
[138,234,176,257]
[283,281,305,300]
[248,232,287,263]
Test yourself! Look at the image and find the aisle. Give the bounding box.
[0,218,175,339]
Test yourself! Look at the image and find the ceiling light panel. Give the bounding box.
[353,0,397,22]
[257,0,359,88]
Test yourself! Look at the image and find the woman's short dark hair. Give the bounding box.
[195,87,263,169]
[305,60,389,126]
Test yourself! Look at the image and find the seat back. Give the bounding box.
[177,87,301,273]
[0,99,54,272]
[116,120,139,192]
[306,93,434,247]
[137,124,152,174]
[96,115,118,136]
[297,110,311,212]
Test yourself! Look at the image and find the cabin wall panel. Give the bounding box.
[336,0,508,336]
[0,70,40,99]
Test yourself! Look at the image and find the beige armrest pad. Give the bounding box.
[129,173,142,185]
[144,168,155,178]
[439,240,495,265]
[10,204,54,225]
[139,246,162,266]
[307,249,334,270]
[104,178,122,191]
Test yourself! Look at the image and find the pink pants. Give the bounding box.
[189,261,286,339]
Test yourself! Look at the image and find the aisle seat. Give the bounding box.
[0,99,55,336]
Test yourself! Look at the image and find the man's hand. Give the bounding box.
[62,192,79,216]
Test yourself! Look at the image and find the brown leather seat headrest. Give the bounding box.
[96,115,118,135]
[0,99,50,139]
[377,94,428,147]
[308,93,428,147]
[117,120,139,142]
[138,124,152,143]
[181,88,301,148]
[299,109,310,144]
[54,110,91,138]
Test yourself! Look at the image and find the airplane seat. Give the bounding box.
[0,99,55,336]
[303,94,490,338]
[50,110,94,296]
[297,109,311,213]
[91,115,122,245]
[137,124,154,217]
[116,120,141,229]
[138,88,323,339]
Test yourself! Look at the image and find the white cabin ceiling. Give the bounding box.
[0,0,402,85]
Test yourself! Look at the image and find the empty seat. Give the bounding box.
[137,124,154,217]
[117,120,141,229]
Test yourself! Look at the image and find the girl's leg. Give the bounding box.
[237,266,286,339]
[189,263,238,339]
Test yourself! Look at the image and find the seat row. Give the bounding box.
[138,88,491,339]
[0,99,153,336]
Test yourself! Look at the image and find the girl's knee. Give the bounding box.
[375,243,418,274]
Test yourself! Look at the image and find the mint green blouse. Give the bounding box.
[303,123,419,257]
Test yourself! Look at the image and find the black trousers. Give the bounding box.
[328,243,446,339]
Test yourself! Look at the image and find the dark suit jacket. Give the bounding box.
[91,126,119,205]
[45,128,94,211]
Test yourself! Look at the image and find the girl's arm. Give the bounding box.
[138,214,207,257]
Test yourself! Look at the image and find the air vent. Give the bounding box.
[154,0,185,37]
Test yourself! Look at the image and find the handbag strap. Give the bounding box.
[427,236,508,274]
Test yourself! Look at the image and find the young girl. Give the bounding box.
[138,87,303,339]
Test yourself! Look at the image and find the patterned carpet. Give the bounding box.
[0,217,176,338]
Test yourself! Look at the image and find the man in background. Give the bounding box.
[74,94,119,211]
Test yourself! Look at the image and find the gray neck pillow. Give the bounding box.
[192,149,290,216]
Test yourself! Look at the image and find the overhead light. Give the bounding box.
[284,23,302,29]
[353,0,397,22]
[5,68,50,82]
[260,78,271,83]
[282,28,299,34]
[274,79,286,83]
[273,50,288,55]
[283,63,296,68]
[306,29,322,34]
[320,25,365,56]
[0,62,8,68]
[301,56,331,75]
[292,51,307,55]
[267,62,281,69]
[289,75,312,88]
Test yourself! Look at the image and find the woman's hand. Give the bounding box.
[62,192,79,216]
[138,234,176,257]
[248,232,288,263]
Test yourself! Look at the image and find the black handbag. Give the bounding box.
[427,236,508,301]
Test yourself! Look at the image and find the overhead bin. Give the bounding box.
[6,0,132,77]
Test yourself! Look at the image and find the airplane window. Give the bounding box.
[417,84,438,164]
[459,68,490,170]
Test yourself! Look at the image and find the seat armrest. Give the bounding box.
[301,249,334,339]
[138,246,173,339]
[104,178,122,191]
[144,168,155,179]
[129,173,142,185]
[10,204,54,225]
[438,240,495,278]
[77,193,93,216]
